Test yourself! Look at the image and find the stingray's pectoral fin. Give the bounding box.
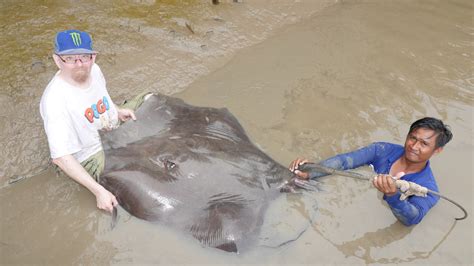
[110,206,118,230]
[189,219,239,253]
[188,193,251,253]
[100,170,174,221]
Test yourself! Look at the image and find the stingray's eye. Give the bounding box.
[165,160,176,170]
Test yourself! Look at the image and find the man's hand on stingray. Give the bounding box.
[95,186,118,213]
[117,107,136,122]
[289,158,311,180]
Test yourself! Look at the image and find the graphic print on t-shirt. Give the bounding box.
[84,96,111,127]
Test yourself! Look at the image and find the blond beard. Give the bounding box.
[72,68,90,83]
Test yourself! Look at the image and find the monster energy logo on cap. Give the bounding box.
[70,32,82,46]
[55,29,96,55]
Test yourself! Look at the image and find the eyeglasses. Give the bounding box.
[57,54,93,64]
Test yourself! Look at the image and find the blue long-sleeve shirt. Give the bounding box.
[308,142,439,226]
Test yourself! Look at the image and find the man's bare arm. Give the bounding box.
[52,154,117,212]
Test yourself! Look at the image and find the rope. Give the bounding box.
[299,163,468,221]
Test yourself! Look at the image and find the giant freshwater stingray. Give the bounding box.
[100,94,314,253]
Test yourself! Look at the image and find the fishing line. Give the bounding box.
[298,163,468,221]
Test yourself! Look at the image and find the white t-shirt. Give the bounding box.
[40,64,119,162]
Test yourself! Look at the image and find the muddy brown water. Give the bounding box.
[1,0,473,264]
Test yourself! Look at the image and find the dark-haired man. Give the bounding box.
[289,117,453,226]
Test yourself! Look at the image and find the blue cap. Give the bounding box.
[54,30,97,55]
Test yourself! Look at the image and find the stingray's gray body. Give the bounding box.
[100,94,295,252]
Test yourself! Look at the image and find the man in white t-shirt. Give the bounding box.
[40,30,137,213]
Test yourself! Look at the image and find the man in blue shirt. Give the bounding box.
[289,117,453,226]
